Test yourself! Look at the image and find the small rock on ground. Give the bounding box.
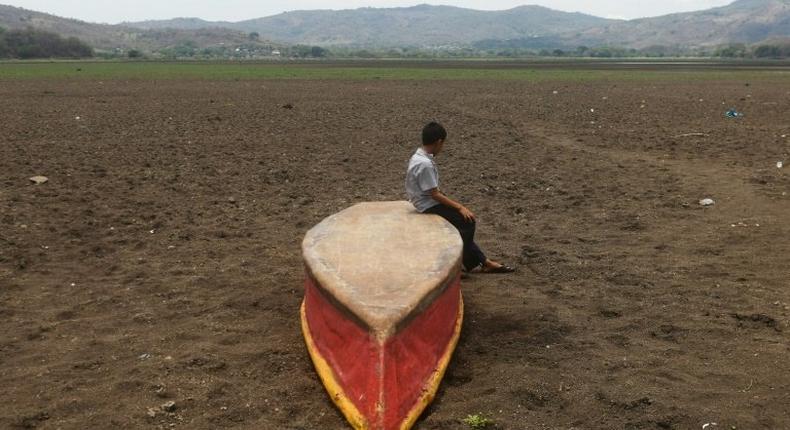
[161,401,176,412]
[29,176,49,185]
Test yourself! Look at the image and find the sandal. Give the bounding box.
[481,264,516,274]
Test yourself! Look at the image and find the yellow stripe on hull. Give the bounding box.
[301,295,464,430]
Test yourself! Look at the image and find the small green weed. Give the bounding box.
[463,413,494,429]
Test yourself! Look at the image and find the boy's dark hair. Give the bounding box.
[422,122,447,145]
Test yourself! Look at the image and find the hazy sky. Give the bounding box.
[5,0,735,23]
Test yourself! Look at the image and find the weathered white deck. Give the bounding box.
[302,201,462,338]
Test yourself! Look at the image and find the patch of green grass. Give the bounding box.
[0,60,789,81]
[463,413,494,429]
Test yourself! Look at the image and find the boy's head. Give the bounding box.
[422,122,447,155]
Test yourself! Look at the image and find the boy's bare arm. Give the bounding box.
[429,188,476,222]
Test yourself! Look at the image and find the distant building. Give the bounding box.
[272,50,281,57]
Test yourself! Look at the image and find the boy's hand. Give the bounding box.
[458,206,476,222]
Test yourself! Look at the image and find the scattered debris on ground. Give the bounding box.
[29,176,48,185]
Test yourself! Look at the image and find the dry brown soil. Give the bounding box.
[1,74,789,429]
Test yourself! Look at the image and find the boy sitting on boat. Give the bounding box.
[405,121,515,274]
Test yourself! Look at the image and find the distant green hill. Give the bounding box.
[0,4,278,54]
[0,27,92,58]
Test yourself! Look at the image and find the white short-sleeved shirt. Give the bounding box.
[405,147,440,212]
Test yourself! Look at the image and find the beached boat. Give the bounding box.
[301,201,464,430]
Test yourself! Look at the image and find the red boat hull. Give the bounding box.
[301,273,463,430]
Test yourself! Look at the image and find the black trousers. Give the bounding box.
[424,203,487,271]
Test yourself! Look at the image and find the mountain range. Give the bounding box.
[127,5,614,47]
[0,5,276,52]
[568,0,790,48]
[1,0,789,52]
